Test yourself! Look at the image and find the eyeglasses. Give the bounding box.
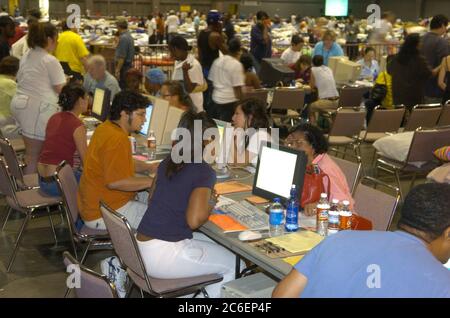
[284,138,308,148]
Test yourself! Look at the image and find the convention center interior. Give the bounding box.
[0,0,449,298]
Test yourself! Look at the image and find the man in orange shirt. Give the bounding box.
[78,90,157,230]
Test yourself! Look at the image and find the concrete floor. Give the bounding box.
[0,143,426,298]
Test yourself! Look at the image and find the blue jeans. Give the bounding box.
[39,169,82,197]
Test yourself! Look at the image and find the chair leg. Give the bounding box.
[79,240,92,265]
[46,206,58,246]
[64,288,72,298]
[409,172,417,191]
[7,212,31,272]
[2,206,12,231]
[201,287,210,298]
[394,170,404,202]
[140,288,145,298]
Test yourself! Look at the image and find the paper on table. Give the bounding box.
[283,255,305,266]
[266,231,323,254]
[246,195,270,205]
[214,181,252,195]
[209,214,248,232]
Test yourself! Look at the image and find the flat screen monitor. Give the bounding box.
[253,143,307,201]
[139,104,153,136]
[91,88,111,122]
[325,0,349,17]
[334,60,362,84]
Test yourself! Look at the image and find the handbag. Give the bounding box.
[370,72,388,102]
[300,165,331,208]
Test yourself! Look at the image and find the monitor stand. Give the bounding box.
[215,165,230,179]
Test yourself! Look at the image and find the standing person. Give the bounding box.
[0,56,20,139]
[169,36,205,112]
[114,20,135,89]
[160,80,196,112]
[421,15,449,103]
[357,47,380,80]
[223,13,235,45]
[0,16,16,61]
[11,9,41,59]
[273,183,450,298]
[10,22,66,174]
[208,38,245,121]
[369,11,396,57]
[165,10,179,44]
[312,30,344,66]
[54,19,90,79]
[193,12,200,36]
[250,11,272,69]
[147,14,157,45]
[344,16,359,61]
[155,13,165,44]
[388,33,432,110]
[197,10,228,115]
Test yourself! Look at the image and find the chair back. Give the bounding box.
[366,106,405,134]
[353,177,400,231]
[338,86,368,107]
[0,158,23,212]
[406,127,450,163]
[0,137,25,189]
[54,161,80,234]
[63,251,118,298]
[437,103,450,127]
[329,155,362,195]
[329,108,366,138]
[271,88,305,111]
[242,89,269,106]
[100,201,152,291]
[404,105,441,131]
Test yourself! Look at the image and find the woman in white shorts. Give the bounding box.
[10,22,66,174]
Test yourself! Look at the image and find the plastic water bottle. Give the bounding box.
[285,185,299,232]
[316,193,330,236]
[339,200,352,231]
[328,199,340,236]
[147,130,157,160]
[269,198,284,237]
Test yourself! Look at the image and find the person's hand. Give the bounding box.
[209,189,219,208]
[182,61,192,73]
[303,203,317,217]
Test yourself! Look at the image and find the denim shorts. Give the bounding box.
[39,169,82,197]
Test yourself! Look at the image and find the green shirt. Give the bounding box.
[0,75,17,118]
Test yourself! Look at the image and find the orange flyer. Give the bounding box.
[209,214,248,232]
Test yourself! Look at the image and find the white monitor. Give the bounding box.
[91,88,111,122]
[161,106,185,146]
[149,97,170,145]
[253,143,307,201]
[445,258,450,270]
[139,104,154,136]
[214,119,233,169]
[334,59,362,84]
[328,56,348,74]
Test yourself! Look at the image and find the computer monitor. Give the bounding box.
[148,97,170,145]
[259,58,295,87]
[161,106,185,146]
[139,103,154,136]
[91,88,111,122]
[328,56,348,74]
[334,59,362,84]
[253,143,307,201]
[214,119,233,170]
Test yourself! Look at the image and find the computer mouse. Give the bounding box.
[244,166,256,174]
[238,230,262,241]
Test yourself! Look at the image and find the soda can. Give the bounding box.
[129,136,136,154]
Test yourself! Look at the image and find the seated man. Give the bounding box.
[83,54,121,99]
[77,90,157,230]
[273,183,450,298]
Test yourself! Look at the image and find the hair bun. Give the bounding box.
[59,93,70,106]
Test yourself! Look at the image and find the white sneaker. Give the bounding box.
[100,256,129,298]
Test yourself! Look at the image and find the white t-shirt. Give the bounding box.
[209,55,245,104]
[16,47,66,104]
[311,65,339,99]
[280,47,301,65]
[230,129,272,166]
[172,54,205,112]
[147,18,156,36]
[11,35,29,59]
[166,15,180,34]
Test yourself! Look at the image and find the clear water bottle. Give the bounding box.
[147,130,157,160]
[328,199,340,236]
[285,185,299,232]
[316,193,330,236]
[269,198,284,237]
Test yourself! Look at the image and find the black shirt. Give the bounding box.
[197,29,219,71]
[0,39,10,62]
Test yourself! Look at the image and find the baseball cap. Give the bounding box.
[145,68,166,85]
[207,10,222,25]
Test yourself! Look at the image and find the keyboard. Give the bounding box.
[219,200,269,231]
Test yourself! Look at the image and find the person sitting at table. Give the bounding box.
[291,54,312,84]
[229,98,272,166]
[83,55,121,99]
[240,53,261,91]
[357,47,380,81]
[160,80,196,112]
[136,111,242,298]
[124,68,144,93]
[37,84,88,196]
[144,67,166,97]
[273,183,450,298]
[280,34,304,65]
[285,123,353,216]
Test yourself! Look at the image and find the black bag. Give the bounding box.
[370,72,388,102]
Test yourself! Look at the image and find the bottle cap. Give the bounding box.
[320,193,327,198]
[332,198,339,204]
[273,198,281,203]
[342,200,350,205]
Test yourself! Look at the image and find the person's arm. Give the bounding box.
[73,125,88,164]
[107,176,154,192]
[309,71,316,90]
[272,269,308,298]
[335,43,344,56]
[185,187,214,229]
[438,56,448,91]
[251,73,262,89]
[115,58,124,78]
[233,86,243,101]
[134,159,159,174]
[53,84,64,94]
[182,62,196,93]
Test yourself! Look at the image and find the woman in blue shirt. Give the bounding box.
[312,30,344,66]
[357,47,380,80]
[136,111,241,298]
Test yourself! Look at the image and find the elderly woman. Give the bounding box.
[144,67,166,97]
[285,123,354,216]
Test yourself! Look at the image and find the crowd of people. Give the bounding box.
[0,7,449,298]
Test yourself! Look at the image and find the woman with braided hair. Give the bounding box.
[37,83,88,196]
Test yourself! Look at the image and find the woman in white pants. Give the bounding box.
[10,22,66,174]
[136,111,242,298]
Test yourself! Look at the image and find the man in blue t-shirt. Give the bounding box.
[273,183,450,298]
